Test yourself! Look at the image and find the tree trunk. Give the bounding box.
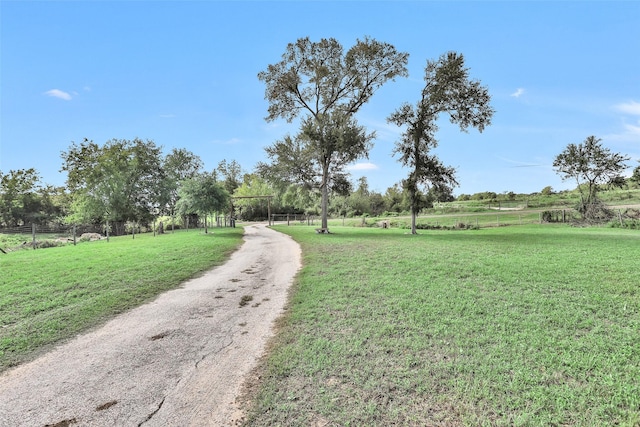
[410,187,418,235]
[408,171,418,234]
[320,160,330,231]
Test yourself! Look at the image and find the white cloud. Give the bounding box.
[348,162,379,171]
[623,122,640,136]
[510,88,525,98]
[605,101,640,142]
[615,101,640,116]
[496,156,543,168]
[44,89,72,100]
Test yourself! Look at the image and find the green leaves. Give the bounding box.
[553,136,630,216]
[0,168,44,227]
[259,36,409,229]
[60,138,165,226]
[388,51,494,233]
[176,172,229,218]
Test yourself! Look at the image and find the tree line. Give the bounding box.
[2,36,638,233]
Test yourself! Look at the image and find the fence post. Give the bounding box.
[73,225,77,246]
[619,209,624,227]
[287,214,290,226]
[32,223,36,249]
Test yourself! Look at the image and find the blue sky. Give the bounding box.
[1,1,639,196]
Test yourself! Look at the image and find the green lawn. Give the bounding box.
[242,224,640,426]
[0,227,244,371]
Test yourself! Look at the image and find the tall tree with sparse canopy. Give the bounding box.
[553,136,629,219]
[258,36,409,232]
[388,52,494,234]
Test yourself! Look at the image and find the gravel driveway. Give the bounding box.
[0,224,301,426]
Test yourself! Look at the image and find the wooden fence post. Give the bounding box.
[619,209,624,227]
[32,223,36,249]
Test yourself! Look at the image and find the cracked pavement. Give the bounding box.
[0,224,301,426]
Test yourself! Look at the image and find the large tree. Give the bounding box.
[388,52,494,234]
[258,36,409,231]
[176,172,229,233]
[216,159,244,195]
[553,136,629,218]
[0,168,42,227]
[61,138,164,235]
[160,148,203,230]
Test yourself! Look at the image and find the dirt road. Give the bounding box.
[0,224,301,426]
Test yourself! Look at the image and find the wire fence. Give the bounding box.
[270,214,318,226]
[0,223,103,252]
[270,209,580,230]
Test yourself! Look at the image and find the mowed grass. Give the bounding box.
[242,225,640,426]
[0,227,244,371]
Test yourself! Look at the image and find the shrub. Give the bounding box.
[35,240,65,249]
[80,233,103,242]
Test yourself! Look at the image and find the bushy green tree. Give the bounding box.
[216,159,244,194]
[176,173,229,233]
[383,183,410,214]
[0,168,41,227]
[232,175,276,220]
[159,148,203,230]
[61,138,164,235]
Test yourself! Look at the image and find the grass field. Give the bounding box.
[242,224,640,426]
[0,227,244,371]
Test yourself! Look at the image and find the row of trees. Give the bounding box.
[2,140,638,231]
[0,142,234,233]
[2,37,637,232]
[0,154,456,232]
[60,138,214,235]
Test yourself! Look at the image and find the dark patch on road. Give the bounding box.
[96,400,118,411]
[239,295,253,307]
[45,419,77,427]
[149,331,171,341]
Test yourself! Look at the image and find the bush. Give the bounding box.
[80,233,103,242]
[608,219,640,229]
[580,201,614,222]
[607,208,640,229]
[35,240,65,249]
